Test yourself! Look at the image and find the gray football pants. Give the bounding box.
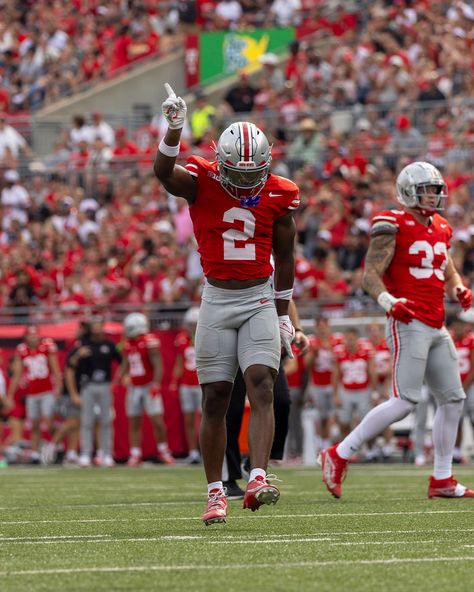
[386,319,465,404]
[80,382,113,458]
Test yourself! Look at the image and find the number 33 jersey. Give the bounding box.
[185,155,300,280]
[372,209,452,328]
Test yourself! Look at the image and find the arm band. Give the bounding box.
[158,139,180,157]
[274,289,293,300]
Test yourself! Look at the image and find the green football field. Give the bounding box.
[1,464,474,592]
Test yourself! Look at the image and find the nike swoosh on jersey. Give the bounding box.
[269,192,283,197]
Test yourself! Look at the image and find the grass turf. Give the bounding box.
[1,464,474,592]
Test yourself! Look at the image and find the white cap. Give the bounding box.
[259,53,279,66]
[389,55,404,67]
[153,220,173,233]
[4,169,19,183]
[453,230,470,243]
[318,229,332,242]
[79,198,100,212]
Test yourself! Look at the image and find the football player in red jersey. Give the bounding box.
[120,313,174,466]
[304,316,344,453]
[171,307,201,464]
[319,161,474,499]
[154,84,299,525]
[364,322,395,461]
[5,326,62,464]
[332,328,377,439]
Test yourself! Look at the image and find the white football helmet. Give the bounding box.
[183,306,199,330]
[124,313,149,338]
[215,121,272,200]
[396,161,447,214]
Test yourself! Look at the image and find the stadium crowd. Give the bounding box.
[0,1,472,320]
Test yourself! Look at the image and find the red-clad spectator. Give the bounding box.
[111,127,140,163]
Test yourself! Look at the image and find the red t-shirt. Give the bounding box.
[123,333,160,386]
[185,155,300,280]
[17,339,57,395]
[372,210,452,328]
[174,331,199,386]
[335,343,373,390]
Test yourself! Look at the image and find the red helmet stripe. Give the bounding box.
[241,122,251,161]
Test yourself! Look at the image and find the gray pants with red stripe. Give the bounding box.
[386,319,465,405]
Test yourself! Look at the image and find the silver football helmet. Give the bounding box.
[123,312,149,338]
[396,161,447,214]
[215,121,272,200]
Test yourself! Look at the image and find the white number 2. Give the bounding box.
[222,207,256,260]
[409,240,448,280]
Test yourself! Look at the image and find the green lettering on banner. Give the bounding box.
[199,28,295,85]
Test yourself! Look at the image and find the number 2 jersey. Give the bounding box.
[16,339,57,395]
[372,209,452,329]
[184,155,300,280]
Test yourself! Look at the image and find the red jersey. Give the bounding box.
[123,333,160,386]
[185,156,300,280]
[361,338,391,383]
[372,210,452,328]
[174,331,199,387]
[16,339,57,395]
[335,343,373,391]
[285,343,305,388]
[308,333,345,387]
[452,333,474,384]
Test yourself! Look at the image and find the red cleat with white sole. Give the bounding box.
[127,456,142,467]
[157,449,175,465]
[428,476,474,498]
[243,475,280,512]
[318,444,347,499]
[202,488,228,525]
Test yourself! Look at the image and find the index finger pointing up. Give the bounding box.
[164,83,176,98]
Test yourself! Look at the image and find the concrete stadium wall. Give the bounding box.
[32,51,186,155]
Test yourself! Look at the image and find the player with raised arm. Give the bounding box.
[154,84,299,525]
[319,161,474,499]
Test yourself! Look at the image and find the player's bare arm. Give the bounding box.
[149,347,163,386]
[5,355,22,408]
[49,351,63,396]
[362,233,396,301]
[153,84,197,203]
[444,254,473,310]
[272,212,296,316]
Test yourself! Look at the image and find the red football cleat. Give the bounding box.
[157,449,175,465]
[243,475,280,512]
[428,476,474,498]
[202,488,228,525]
[318,444,347,499]
[127,455,142,467]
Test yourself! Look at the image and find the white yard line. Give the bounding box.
[1,509,473,526]
[2,557,474,577]
[0,535,110,541]
[208,538,334,544]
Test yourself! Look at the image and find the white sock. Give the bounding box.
[158,442,170,453]
[131,447,141,458]
[66,450,78,461]
[432,401,463,479]
[208,481,223,493]
[453,446,462,459]
[337,397,415,460]
[190,449,200,458]
[30,451,40,460]
[249,468,266,481]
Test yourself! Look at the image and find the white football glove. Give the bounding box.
[278,315,295,359]
[162,83,187,130]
